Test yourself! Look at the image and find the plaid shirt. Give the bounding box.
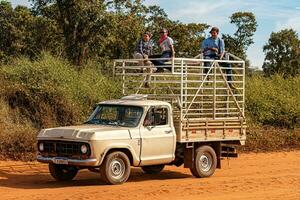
[135,39,154,56]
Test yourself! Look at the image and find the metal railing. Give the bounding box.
[113,55,245,123]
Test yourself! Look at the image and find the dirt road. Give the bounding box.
[0,151,299,200]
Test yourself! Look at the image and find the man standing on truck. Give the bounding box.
[201,27,235,89]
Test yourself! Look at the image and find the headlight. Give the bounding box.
[39,143,44,151]
[81,144,88,154]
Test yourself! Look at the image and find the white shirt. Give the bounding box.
[160,37,174,52]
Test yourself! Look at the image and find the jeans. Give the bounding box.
[204,55,232,82]
[150,51,172,71]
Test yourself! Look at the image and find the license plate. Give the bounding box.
[52,158,68,165]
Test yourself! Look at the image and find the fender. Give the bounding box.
[98,143,140,166]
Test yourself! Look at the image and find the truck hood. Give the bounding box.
[37,125,133,141]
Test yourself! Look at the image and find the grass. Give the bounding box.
[246,74,300,128]
[241,124,300,152]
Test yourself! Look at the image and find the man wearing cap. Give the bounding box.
[134,31,154,63]
[201,27,234,88]
[134,32,155,87]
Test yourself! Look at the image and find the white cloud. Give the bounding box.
[10,0,32,8]
[166,1,236,26]
[275,15,300,33]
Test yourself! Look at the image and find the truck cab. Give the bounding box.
[37,96,178,184]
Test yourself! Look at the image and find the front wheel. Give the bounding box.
[100,151,131,185]
[190,145,217,178]
[141,164,165,174]
[49,163,78,181]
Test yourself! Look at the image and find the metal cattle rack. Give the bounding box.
[113,54,246,144]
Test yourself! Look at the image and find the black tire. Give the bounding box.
[49,163,78,181]
[141,164,165,174]
[100,151,131,185]
[190,145,217,178]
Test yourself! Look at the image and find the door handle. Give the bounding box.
[165,130,172,134]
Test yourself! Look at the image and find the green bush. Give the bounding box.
[246,75,300,128]
[0,53,121,128]
[0,54,121,160]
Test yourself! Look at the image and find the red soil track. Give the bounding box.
[0,151,299,200]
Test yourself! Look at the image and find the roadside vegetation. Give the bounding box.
[0,54,121,160]
[0,0,299,160]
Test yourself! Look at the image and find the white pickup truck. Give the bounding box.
[37,56,246,184]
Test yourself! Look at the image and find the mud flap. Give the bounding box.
[184,147,194,168]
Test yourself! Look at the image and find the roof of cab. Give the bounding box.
[98,99,171,107]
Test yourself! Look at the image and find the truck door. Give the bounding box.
[139,106,175,166]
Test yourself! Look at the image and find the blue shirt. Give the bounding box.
[201,37,225,56]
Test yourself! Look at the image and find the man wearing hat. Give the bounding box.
[201,27,234,88]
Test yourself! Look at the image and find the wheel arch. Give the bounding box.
[99,145,138,166]
[183,142,221,169]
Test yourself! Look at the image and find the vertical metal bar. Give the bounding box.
[180,59,184,141]
[213,61,217,119]
[122,61,125,95]
[226,88,229,115]
[242,61,246,117]
[180,59,184,118]
[172,57,175,74]
[184,61,188,115]
[200,57,203,114]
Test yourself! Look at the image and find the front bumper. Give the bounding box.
[37,155,98,166]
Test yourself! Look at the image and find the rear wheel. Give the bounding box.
[100,151,131,185]
[141,164,165,174]
[49,163,78,181]
[190,145,217,178]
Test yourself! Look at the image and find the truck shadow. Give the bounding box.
[0,167,192,189]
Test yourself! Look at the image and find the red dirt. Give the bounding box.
[0,151,299,200]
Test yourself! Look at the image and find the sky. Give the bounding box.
[9,0,300,68]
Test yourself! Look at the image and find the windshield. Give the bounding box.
[85,104,143,127]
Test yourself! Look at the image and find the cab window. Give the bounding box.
[144,107,168,126]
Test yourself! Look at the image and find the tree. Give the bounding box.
[222,12,257,60]
[171,22,208,57]
[33,0,108,66]
[263,29,300,77]
[0,1,63,62]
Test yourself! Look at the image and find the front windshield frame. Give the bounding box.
[85,104,144,128]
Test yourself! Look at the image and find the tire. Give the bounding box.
[141,164,165,174]
[49,163,78,181]
[190,145,217,178]
[100,151,131,185]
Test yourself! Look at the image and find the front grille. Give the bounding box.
[38,140,91,159]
